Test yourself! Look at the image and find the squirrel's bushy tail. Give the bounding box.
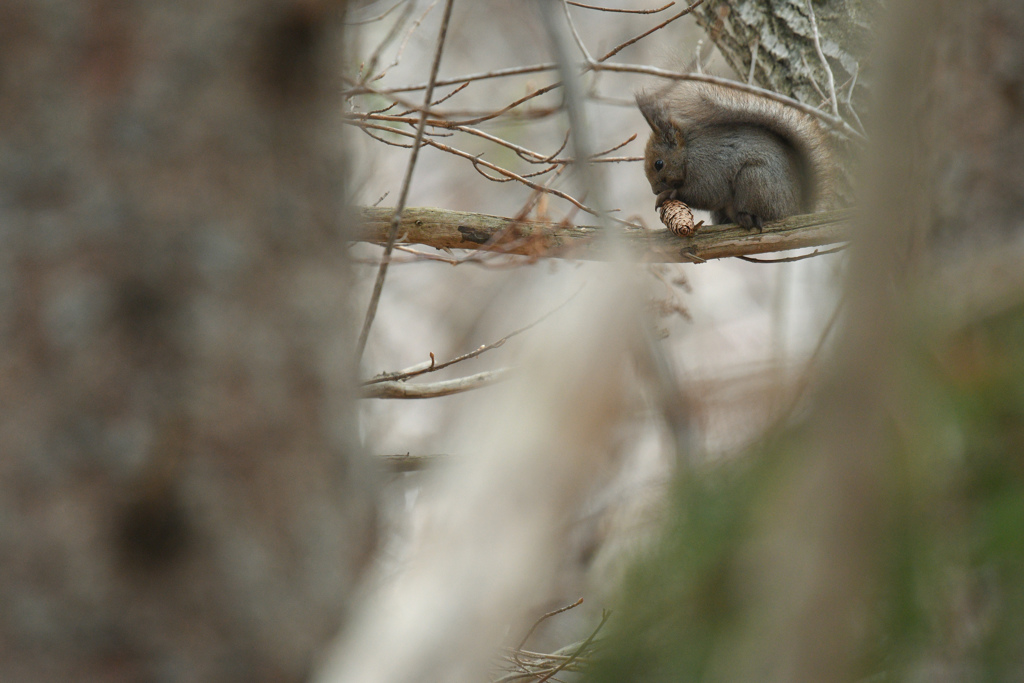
[661,82,840,212]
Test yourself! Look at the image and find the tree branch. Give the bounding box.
[359,368,511,399]
[354,207,854,263]
[378,453,449,472]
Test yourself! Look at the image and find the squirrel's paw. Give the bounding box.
[735,212,764,233]
[654,189,678,209]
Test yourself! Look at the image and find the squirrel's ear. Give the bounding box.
[636,92,674,138]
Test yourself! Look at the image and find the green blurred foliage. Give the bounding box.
[587,303,1024,682]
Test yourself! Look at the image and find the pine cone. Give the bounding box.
[658,199,699,237]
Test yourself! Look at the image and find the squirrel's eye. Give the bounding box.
[654,159,664,171]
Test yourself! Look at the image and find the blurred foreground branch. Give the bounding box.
[355,207,853,263]
[360,368,510,398]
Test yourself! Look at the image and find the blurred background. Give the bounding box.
[3,0,1023,681]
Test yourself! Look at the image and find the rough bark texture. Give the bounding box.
[694,0,882,114]
[0,2,376,682]
[357,206,853,262]
[690,0,884,204]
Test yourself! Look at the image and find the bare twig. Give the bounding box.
[806,0,839,118]
[346,0,412,26]
[562,0,595,64]
[767,289,847,431]
[353,46,863,143]
[800,52,831,107]
[451,83,563,126]
[359,0,416,84]
[387,243,529,268]
[517,599,585,651]
[567,0,676,13]
[360,368,511,399]
[351,110,634,166]
[372,0,440,83]
[737,245,847,263]
[535,610,611,683]
[351,121,594,213]
[347,63,559,97]
[747,37,759,85]
[598,0,707,62]
[844,62,867,136]
[429,80,470,107]
[497,603,606,683]
[590,64,865,140]
[353,78,564,126]
[355,0,456,365]
[364,287,582,385]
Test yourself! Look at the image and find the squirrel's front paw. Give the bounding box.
[654,189,678,209]
[735,212,764,232]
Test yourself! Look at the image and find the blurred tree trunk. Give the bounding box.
[589,0,1024,680]
[0,2,376,682]
[879,0,1024,256]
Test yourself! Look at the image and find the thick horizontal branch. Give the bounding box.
[359,368,511,398]
[354,206,854,263]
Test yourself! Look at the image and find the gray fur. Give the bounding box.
[637,83,834,229]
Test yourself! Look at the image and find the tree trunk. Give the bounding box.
[0,2,376,682]
[692,0,884,202]
[694,0,882,112]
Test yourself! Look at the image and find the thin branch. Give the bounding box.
[800,53,831,107]
[389,243,528,268]
[598,0,707,62]
[766,289,848,432]
[517,599,585,651]
[737,245,847,263]
[351,121,595,213]
[364,286,582,385]
[429,80,470,107]
[844,62,867,136]
[344,63,559,97]
[450,83,563,126]
[353,55,864,143]
[371,0,439,83]
[592,133,637,158]
[590,64,865,140]
[350,74,563,126]
[359,113,561,163]
[358,0,417,84]
[806,0,839,119]
[355,0,456,365]
[747,37,759,85]
[562,0,595,64]
[536,610,611,683]
[567,0,675,13]
[360,368,511,399]
[351,110,635,167]
[356,124,414,148]
[346,0,412,25]
[496,601,603,683]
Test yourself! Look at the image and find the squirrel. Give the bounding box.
[637,82,836,231]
